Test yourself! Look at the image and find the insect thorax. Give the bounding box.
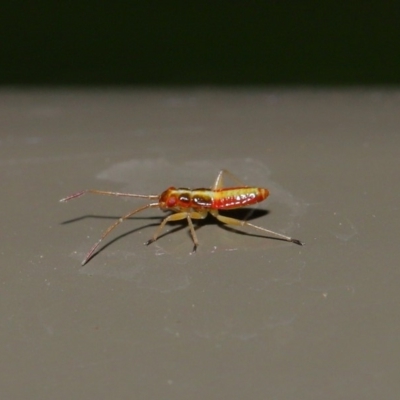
[159,187,213,210]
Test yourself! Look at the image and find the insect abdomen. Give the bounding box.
[212,187,269,210]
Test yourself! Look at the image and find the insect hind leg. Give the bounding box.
[212,169,248,190]
[211,210,303,246]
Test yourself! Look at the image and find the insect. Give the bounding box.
[60,169,303,265]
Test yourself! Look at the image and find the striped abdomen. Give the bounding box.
[159,187,269,210]
[211,187,269,209]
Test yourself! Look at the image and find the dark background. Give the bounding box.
[2,1,399,86]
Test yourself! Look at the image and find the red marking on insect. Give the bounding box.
[60,169,303,265]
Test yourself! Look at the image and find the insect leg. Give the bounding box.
[213,169,248,190]
[81,202,160,265]
[186,215,198,252]
[211,211,303,246]
[145,212,189,247]
[186,211,208,252]
[145,211,208,252]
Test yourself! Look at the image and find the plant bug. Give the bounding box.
[60,169,303,264]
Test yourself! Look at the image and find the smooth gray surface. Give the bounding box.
[1,89,399,399]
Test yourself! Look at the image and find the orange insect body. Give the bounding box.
[160,187,269,211]
[60,170,302,265]
[212,187,269,209]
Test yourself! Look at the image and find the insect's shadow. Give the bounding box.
[61,208,276,260]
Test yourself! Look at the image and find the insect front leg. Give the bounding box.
[145,212,189,247]
[145,210,208,252]
[210,210,303,246]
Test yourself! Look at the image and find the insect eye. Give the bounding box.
[167,196,177,207]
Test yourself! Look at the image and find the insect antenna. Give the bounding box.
[60,189,159,202]
[60,189,160,264]
[81,202,160,265]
